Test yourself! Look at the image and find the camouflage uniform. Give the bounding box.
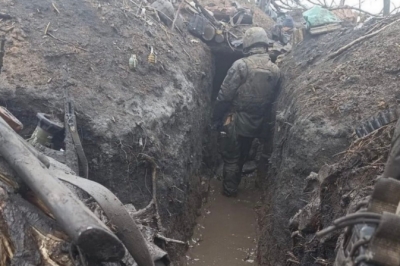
[214,48,281,196]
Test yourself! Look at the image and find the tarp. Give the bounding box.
[303,6,341,28]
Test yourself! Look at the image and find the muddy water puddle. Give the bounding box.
[185,177,260,266]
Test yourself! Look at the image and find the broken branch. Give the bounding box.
[47,33,88,52]
[52,3,60,14]
[328,17,400,59]
[171,0,184,30]
[329,5,380,17]
[287,258,300,264]
[139,153,165,233]
[183,48,191,59]
[155,233,186,245]
[44,22,50,35]
[136,0,144,15]
[132,200,154,218]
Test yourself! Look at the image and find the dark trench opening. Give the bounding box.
[211,50,243,101]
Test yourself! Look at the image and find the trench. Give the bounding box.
[0,3,281,261]
[2,49,274,266]
[2,1,398,263]
[182,49,272,266]
[185,176,261,265]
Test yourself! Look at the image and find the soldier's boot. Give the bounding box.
[222,163,241,197]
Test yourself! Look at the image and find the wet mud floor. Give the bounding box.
[185,175,260,265]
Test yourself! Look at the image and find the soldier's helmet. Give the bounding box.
[242,27,269,53]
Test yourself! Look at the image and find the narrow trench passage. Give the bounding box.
[185,51,262,265]
[185,176,260,265]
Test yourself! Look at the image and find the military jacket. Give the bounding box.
[217,53,281,137]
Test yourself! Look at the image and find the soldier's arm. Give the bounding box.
[213,60,247,123]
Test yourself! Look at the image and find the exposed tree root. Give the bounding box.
[135,154,186,246]
[138,153,164,233]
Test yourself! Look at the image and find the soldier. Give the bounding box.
[212,27,281,197]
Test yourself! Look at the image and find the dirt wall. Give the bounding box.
[0,0,217,258]
[258,18,400,265]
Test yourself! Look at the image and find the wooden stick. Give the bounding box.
[52,3,60,14]
[139,153,165,233]
[47,33,88,52]
[183,48,191,59]
[44,22,50,35]
[155,233,186,245]
[328,18,400,59]
[136,0,144,15]
[329,5,380,17]
[171,0,184,30]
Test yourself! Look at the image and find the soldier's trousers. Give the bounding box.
[219,123,254,196]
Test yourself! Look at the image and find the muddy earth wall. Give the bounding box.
[0,0,216,259]
[258,20,400,265]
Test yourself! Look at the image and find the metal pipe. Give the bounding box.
[57,172,154,266]
[0,117,125,261]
